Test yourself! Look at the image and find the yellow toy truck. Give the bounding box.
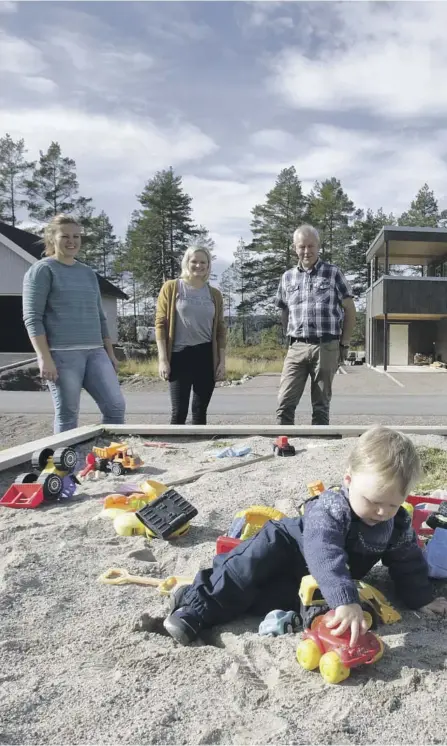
[92,442,142,477]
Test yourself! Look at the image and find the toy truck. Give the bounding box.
[296,610,384,684]
[1,447,79,507]
[91,442,142,476]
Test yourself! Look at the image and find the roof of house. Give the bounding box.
[0,221,128,300]
[366,225,447,264]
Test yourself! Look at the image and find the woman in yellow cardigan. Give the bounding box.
[155,246,227,424]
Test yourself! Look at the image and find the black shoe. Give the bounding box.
[169,583,192,612]
[163,607,203,645]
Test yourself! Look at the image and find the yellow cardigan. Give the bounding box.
[155,279,227,370]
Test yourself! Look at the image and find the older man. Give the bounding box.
[275,224,356,426]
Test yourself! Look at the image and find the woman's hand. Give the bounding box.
[159,358,170,381]
[419,597,447,617]
[325,603,368,646]
[215,361,226,381]
[38,354,58,382]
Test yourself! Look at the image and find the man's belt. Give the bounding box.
[290,334,339,345]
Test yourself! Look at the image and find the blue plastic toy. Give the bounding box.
[258,609,300,636]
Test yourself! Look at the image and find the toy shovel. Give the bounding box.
[98,567,192,595]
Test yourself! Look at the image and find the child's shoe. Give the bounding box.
[163,607,202,645]
[169,583,192,612]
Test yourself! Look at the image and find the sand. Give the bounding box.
[1,433,447,746]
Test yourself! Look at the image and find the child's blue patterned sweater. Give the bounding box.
[288,485,432,610]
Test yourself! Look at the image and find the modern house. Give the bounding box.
[0,221,127,353]
[365,226,447,369]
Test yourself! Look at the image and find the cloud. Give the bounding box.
[0,31,45,75]
[268,2,447,118]
[0,1,17,12]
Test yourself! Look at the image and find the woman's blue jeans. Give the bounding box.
[47,348,126,433]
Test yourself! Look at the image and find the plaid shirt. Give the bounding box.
[275,259,353,339]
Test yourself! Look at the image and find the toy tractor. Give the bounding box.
[14,447,79,501]
[91,442,142,477]
[296,610,384,684]
[298,575,401,630]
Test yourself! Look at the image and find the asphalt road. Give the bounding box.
[0,387,445,416]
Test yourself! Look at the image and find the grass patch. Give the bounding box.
[415,447,447,493]
[119,352,285,381]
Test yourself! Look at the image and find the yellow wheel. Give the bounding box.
[362,611,373,630]
[296,639,322,671]
[319,652,350,684]
[371,635,385,663]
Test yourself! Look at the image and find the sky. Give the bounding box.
[2,0,447,273]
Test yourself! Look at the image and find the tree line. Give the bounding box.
[1,132,446,344]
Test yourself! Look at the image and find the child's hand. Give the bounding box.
[325,603,368,646]
[419,597,447,617]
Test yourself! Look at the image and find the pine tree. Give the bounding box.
[307,177,356,268]
[219,266,236,327]
[398,184,439,227]
[79,210,118,277]
[247,166,307,306]
[127,168,197,295]
[348,208,396,298]
[0,134,35,226]
[232,237,251,341]
[25,141,92,222]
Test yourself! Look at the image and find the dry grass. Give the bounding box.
[416,446,447,493]
[119,352,285,380]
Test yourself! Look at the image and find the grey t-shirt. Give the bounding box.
[172,280,215,352]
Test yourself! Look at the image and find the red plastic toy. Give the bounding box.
[216,535,242,554]
[296,610,384,684]
[78,452,96,478]
[406,494,445,547]
[0,483,44,509]
[273,436,296,457]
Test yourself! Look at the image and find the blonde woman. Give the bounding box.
[155,246,226,424]
[22,214,125,433]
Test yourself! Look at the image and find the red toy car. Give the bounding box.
[296,610,384,684]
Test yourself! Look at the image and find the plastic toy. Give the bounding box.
[0,447,79,507]
[113,513,147,536]
[405,494,446,547]
[273,437,296,457]
[296,610,384,684]
[425,501,447,531]
[98,567,193,595]
[307,480,325,497]
[299,575,401,629]
[212,446,252,458]
[227,505,286,540]
[216,535,242,554]
[103,493,151,512]
[259,609,300,636]
[136,488,198,540]
[80,442,142,478]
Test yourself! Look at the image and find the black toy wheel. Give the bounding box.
[14,472,38,484]
[273,446,279,456]
[53,447,77,471]
[42,474,63,500]
[111,462,125,477]
[96,458,109,472]
[361,602,378,629]
[438,501,447,518]
[31,448,54,471]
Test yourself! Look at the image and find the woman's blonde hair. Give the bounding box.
[43,214,80,256]
[180,245,212,282]
[347,426,421,496]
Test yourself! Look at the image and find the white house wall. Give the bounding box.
[101,295,118,343]
[0,241,33,294]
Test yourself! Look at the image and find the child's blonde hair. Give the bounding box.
[347,426,421,496]
[180,246,212,282]
[43,214,80,256]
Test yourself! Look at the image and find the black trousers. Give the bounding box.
[181,519,309,626]
[180,518,378,628]
[169,342,215,425]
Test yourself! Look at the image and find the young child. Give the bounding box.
[164,426,447,646]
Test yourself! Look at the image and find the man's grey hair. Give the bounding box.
[293,224,320,246]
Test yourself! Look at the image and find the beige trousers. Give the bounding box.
[276,340,340,425]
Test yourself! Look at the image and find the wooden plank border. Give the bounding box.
[0,424,104,471]
[0,423,446,473]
